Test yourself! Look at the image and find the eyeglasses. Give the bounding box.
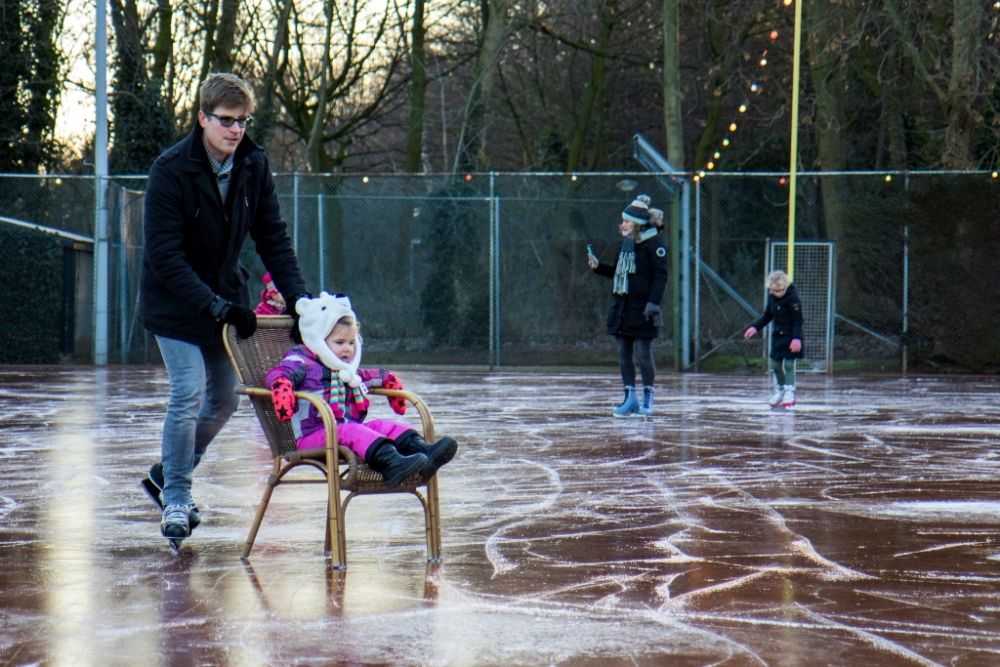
[205,112,253,129]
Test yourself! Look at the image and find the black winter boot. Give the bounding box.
[394,431,458,481]
[365,439,428,489]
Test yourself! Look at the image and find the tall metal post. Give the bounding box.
[94,0,110,364]
[786,0,804,280]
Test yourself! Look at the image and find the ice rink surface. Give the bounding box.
[1,367,999,666]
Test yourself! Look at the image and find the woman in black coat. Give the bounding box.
[744,270,804,408]
[588,195,668,417]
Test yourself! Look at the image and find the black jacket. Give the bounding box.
[751,283,804,360]
[594,229,669,339]
[138,125,307,347]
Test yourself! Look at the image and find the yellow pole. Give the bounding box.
[786,0,804,280]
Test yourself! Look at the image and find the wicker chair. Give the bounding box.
[223,316,442,567]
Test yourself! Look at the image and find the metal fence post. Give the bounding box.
[680,178,691,369]
[318,193,325,289]
[489,172,500,368]
[694,177,701,372]
[93,0,109,365]
[293,171,299,254]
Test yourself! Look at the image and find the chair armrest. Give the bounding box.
[369,388,437,441]
[236,386,359,485]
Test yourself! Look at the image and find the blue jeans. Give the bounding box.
[155,335,240,507]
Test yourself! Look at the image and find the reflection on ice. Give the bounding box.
[1,368,999,665]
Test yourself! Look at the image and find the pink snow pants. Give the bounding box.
[296,419,413,460]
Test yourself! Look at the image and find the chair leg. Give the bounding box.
[242,482,275,560]
[425,476,442,562]
[325,447,347,568]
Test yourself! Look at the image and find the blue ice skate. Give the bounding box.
[612,386,639,418]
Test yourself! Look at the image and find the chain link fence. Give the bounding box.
[2,171,998,372]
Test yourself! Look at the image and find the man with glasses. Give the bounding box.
[138,72,309,551]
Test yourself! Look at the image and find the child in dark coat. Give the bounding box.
[744,270,804,408]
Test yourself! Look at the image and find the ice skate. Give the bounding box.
[161,504,191,554]
[638,386,655,417]
[612,386,639,418]
[781,385,796,409]
[141,462,201,530]
[768,385,785,409]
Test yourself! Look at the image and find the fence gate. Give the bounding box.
[767,241,834,373]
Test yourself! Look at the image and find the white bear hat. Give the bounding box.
[296,292,363,387]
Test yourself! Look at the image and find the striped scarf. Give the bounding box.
[613,238,636,295]
[325,370,369,421]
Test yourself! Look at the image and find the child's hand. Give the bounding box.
[789,338,802,353]
[744,326,758,339]
[587,255,599,269]
[382,372,407,415]
[270,377,296,422]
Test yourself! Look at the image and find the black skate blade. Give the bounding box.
[167,538,184,555]
[141,477,163,511]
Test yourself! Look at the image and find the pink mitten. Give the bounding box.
[270,376,296,422]
[383,372,407,415]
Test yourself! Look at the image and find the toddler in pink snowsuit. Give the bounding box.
[264,292,457,488]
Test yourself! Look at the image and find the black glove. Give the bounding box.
[286,293,310,344]
[210,296,257,339]
[643,302,663,326]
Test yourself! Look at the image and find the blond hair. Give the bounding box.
[766,270,790,289]
[648,208,665,228]
[200,73,256,114]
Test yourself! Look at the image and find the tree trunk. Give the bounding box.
[662,0,683,169]
[254,0,293,149]
[942,0,981,169]
[454,0,508,172]
[564,6,611,173]
[405,0,428,173]
[213,0,240,72]
[805,0,848,240]
[190,0,219,127]
[150,0,172,83]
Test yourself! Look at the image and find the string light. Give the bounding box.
[362,176,370,183]
[993,171,999,178]
[698,3,791,172]
[885,175,892,182]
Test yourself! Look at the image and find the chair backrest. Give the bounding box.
[224,317,303,459]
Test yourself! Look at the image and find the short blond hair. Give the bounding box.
[766,270,790,289]
[200,73,256,114]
